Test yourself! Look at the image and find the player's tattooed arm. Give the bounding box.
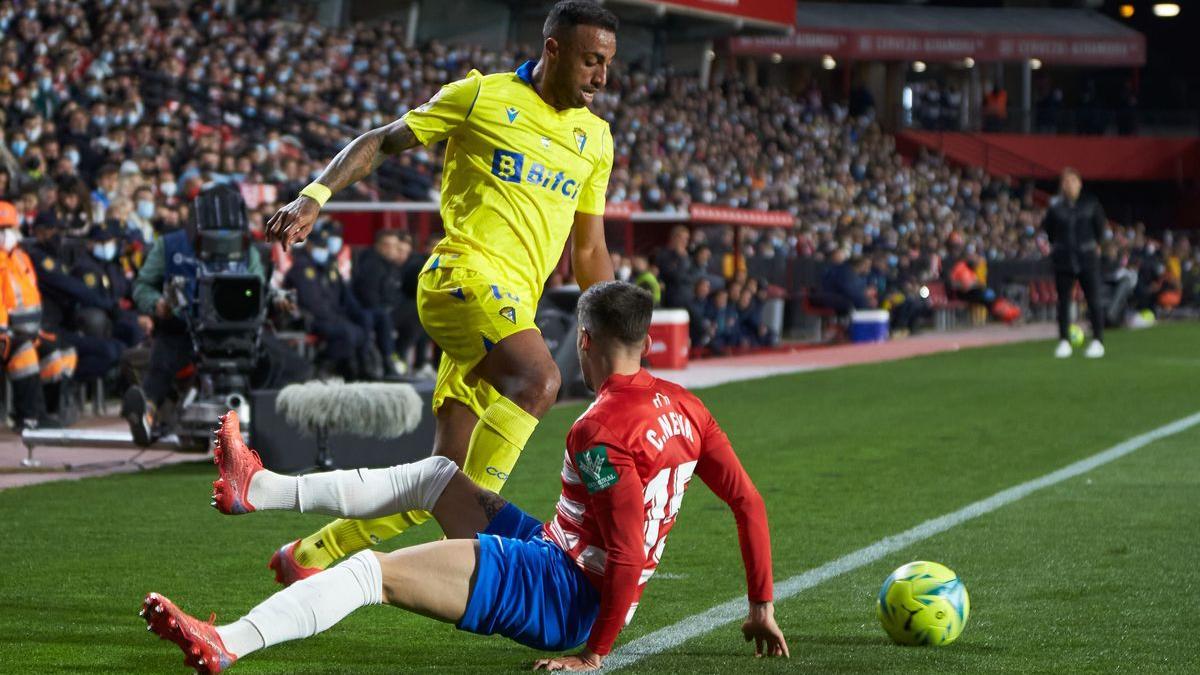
[266,120,420,248]
[312,119,420,194]
[476,491,509,523]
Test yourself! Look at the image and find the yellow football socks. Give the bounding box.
[295,511,431,570]
[293,396,539,570]
[461,395,537,493]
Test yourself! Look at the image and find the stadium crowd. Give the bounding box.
[1,0,1199,428]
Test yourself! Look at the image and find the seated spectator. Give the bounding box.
[948,253,1020,323]
[687,277,715,351]
[692,244,724,290]
[704,288,740,355]
[817,249,872,316]
[285,228,375,380]
[878,253,932,335]
[736,286,775,347]
[631,254,661,306]
[1100,241,1137,327]
[352,228,407,377]
[611,251,632,283]
[127,185,157,244]
[55,179,92,237]
[71,224,147,349]
[26,212,124,397]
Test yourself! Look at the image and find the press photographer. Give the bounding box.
[122,185,308,447]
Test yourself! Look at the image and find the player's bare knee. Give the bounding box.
[515,364,560,417]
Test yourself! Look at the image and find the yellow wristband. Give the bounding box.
[299,182,332,208]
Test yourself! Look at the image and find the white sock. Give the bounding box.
[246,456,458,518]
[245,470,298,510]
[214,619,264,658]
[217,550,384,659]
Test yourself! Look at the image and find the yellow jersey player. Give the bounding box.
[263,0,618,583]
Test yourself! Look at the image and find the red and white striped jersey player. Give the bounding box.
[138,281,786,673]
[545,366,777,656]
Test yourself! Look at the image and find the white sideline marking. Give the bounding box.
[605,410,1200,671]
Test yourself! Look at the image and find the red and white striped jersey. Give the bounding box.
[542,368,772,655]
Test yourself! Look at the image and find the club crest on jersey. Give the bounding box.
[540,136,551,149]
[505,106,520,123]
[573,127,587,153]
[577,446,618,494]
[499,306,516,324]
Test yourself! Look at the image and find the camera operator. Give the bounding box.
[122,186,303,447]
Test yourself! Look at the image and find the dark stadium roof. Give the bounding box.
[795,2,1140,39]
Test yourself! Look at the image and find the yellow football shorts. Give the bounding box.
[417,265,539,418]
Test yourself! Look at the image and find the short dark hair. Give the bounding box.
[543,0,619,40]
[577,281,652,348]
[374,228,400,244]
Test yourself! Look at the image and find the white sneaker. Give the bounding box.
[414,363,437,380]
[1084,340,1105,359]
[1054,340,1072,359]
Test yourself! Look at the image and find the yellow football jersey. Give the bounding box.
[403,60,614,296]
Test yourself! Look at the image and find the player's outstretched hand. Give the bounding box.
[531,649,604,671]
[265,196,321,251]
[742,601,789,658]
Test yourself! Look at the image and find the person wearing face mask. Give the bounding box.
[71,225,146,348]
[128,186,157,243]
[283,225,375,380]
[159,177,179,203]
[0,200,52,430]
[25,213,124,410]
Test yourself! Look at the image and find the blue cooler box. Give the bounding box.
[850,309,889,343]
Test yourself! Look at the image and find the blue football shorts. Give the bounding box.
[456,503,600,651]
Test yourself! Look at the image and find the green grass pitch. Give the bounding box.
[2,323,1198,673]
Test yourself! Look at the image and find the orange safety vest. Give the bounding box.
[950,260,980,290]
[984,91,1008,119]
[0,246,43,333]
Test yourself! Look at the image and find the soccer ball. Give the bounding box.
[877,561,970,646]
[1068,324,1086,348]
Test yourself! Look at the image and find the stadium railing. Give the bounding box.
[323,201,798,284]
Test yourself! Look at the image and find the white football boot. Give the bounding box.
[1054,340,1072,359]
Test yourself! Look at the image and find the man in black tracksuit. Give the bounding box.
[1041,168,1107,358]
[352,229,406,375]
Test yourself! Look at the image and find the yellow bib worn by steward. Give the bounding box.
[405,60,613,415]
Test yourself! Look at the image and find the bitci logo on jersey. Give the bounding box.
[490,149,582,200]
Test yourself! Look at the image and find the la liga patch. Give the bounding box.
[576,446,618,494]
